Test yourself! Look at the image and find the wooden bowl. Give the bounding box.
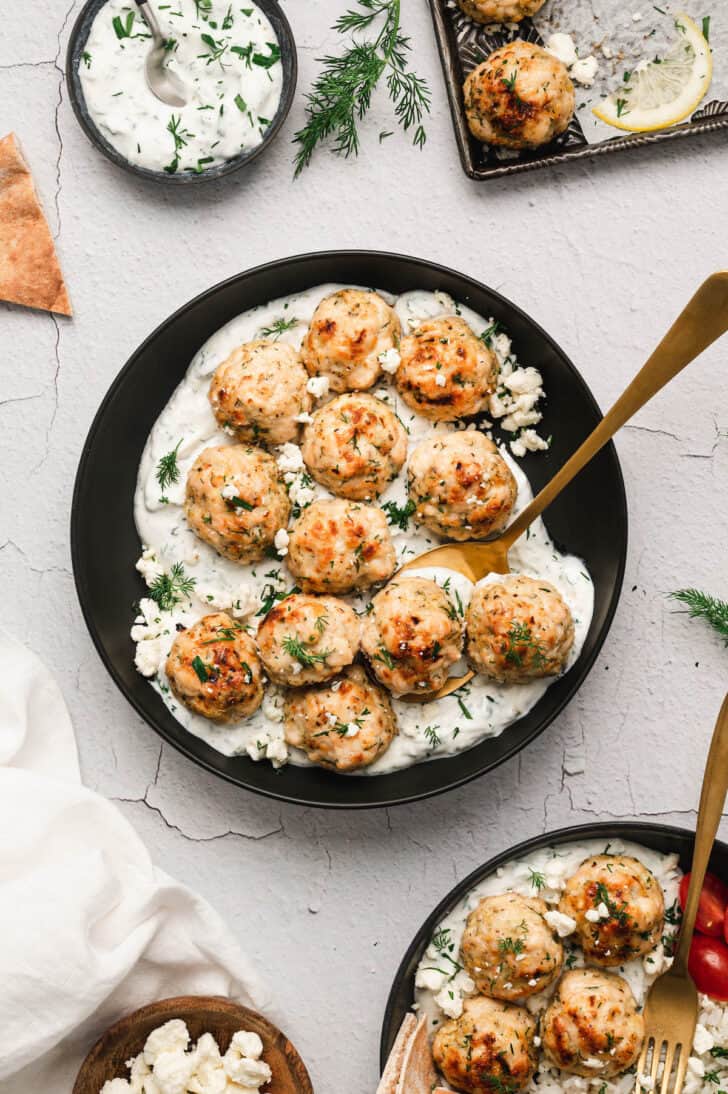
[73,996,313,1094]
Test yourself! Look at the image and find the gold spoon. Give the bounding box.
[400,272,728,701]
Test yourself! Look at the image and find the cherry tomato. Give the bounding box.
[679,872,728,937]
[689,935,728,1000]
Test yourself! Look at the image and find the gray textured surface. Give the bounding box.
[1,2,728,1090]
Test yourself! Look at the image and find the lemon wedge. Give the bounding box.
[593,12,712,132]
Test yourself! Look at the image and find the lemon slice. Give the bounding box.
[593,12,712,132]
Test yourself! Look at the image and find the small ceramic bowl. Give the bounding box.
[66,0,297,184]
[72,996,313,1093]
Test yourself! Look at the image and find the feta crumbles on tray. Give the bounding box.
[100,1019,271,1094]
[131,283,595,776]
[414,838,728,1094]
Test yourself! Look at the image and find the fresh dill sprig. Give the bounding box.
[281,634,331,667]
[381,497,416,531]
[669,588,728,646]
[293,0,431,176]
[503,622,546,668]
[149,563,196,611]
[156,440,182,492]
[260,316,299,339]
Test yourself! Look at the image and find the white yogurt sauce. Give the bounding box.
[132,284,595,774]
[79,0,283,175]
[414,839,695,1094]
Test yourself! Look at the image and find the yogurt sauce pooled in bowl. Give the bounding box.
[79,0,284,175]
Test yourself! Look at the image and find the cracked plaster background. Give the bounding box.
[1,2,728,1090]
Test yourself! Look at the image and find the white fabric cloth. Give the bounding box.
[0,633,270,1091]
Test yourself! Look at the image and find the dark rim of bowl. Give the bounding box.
[70,249,628,809]
[65,0,298,183]
[380,819,725,1068]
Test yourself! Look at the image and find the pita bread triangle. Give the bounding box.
[377,1015,440,1094]
[0,132,72,316]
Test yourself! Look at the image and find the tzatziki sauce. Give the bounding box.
[79,0,283,175]
[132,284,595,774]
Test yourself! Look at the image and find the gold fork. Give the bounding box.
[401,271,728,701]
[634,693,728,1094]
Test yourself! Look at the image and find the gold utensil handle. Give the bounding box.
[674,693,728,975]
[502,271,728,549]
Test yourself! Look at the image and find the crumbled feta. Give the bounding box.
[277,443,305,474]
[571,55,599,87]
[134,638,163,679]
[544,910,577,937]
[294,411,313,424]
[688,1057,705,1078]
[597,901,610,919]
[510,429,549,458]
[693,1023,715,1056]
[118,1023,271,1094]
[546,32,578,67]
[136,547,165,587]
[637,1076,655,1091]
[144,1021,190,1066]
[101,1081,133,1094]
[434,373,447,388]
[153,1049,195,1094]
[262,689,285,724]
[274,528,290,556]
[288,476,316,509]
[220,483,238,501]
[503,367,542,397]
[223,1031,272,1088]
[229,1032,264,1060]
[344,721,360,738]
[415,967,446,991]
[266,737,289,768]
[378,347,401,374]
[306,375,329,398]
[585,908,601,923]
[230,583,259,620]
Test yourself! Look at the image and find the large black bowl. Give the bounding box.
[381,821,728,1067]
[66,0,297,184]
[71,251,627,809]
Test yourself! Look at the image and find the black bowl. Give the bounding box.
[66,0,297,184]
[381,820,728,1067]
[71,250,627,809]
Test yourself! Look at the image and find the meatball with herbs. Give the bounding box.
[461,892,564,1002]
[208,340,311,447]
[541,968,645,1078]
[408,431,517,540]
[256,593,359,687]
[466,574,574,683]
[301,288,401,393]
[395,316,498,422]
[559,853,665,967]
[433,995,538,1094]
[457,0,546,23]
[301,393,407,501]
[185,444,290,564]
[283,664,397,771]
[286,498,396,595]
[166,613,264,723]
[361,576,463,696]
[464,41,575,149]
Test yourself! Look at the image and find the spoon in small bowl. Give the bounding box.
[401,271,728,702]
[134,0,188,107]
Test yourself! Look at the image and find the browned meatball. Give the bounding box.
[286,498,396,595]
[283,665,397,771]
[361,576,463,696]
[559,854,665,967]
[395,316,498,421]
[255,593,359,687]
[457,0,546,22]
[466,575,574,683]
[301,289,401,393]
[185,444,290,564]
[433,995,538,1094]
[301,393,407,501]
[166,613,264,722]
[407,431,517,540]
[541,968,645,1078]
[464,41,575,149]
[461,892,564,1002]
[208,340,311,447]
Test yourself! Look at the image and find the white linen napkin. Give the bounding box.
[0,632,270,1091]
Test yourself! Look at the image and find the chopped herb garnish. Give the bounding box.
[282,634,331,667]
[149,563,196,611]
[528,867,546,891]
[156,439,183,492]
[191,655,209,682]
[424,724,441,748]
[381,497,416,531]
[259,316,299,339]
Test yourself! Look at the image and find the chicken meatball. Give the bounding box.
[361,576,463,696]
[461,892,564,1002]
[466,574,574,683]
[208,340,311,447]
[301,289,401,394]
[457,0,546,23]
[464,41,575,149]
[541,968,645,1078]
[166,613,264,722]
[185,444,290,564]
[408,431,517,541]
[433,995,538,1094]
[283,664,397,771]
[559,854,665,967]
[301,393,407,501]
[256,593,359,687]
[395,316,498,421]
[286,498,396,595]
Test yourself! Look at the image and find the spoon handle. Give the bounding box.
[673,693,728,976]
[501,271,728,549]
[135,0,165,46]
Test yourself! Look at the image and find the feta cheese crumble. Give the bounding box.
[306,375,330,399]
[378,347,402,374]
